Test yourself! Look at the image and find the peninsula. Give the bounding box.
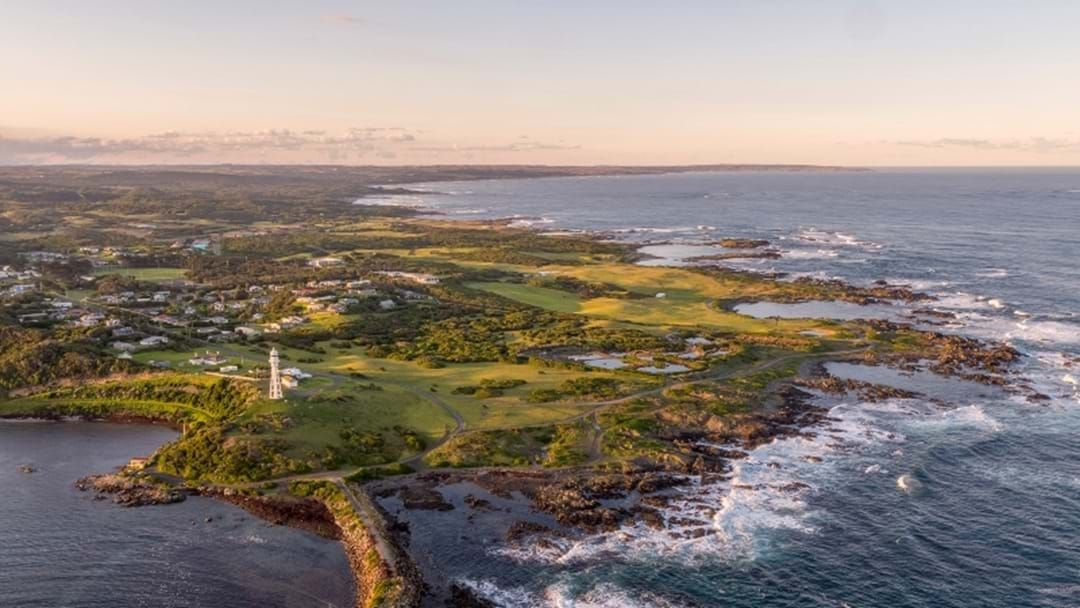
[0,166,1022,607]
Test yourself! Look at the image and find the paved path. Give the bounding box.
[335,479,400,572]
[399,386,465,469]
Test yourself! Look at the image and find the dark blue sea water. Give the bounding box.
[0,423,355,608]
[382,169,1080,607]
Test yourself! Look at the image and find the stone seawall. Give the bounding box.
[290,480,424,608]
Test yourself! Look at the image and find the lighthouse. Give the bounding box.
[268,347,284,400]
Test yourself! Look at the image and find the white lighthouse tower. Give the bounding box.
[268,347,284,400]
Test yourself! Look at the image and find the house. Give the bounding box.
[18,312,49,323]
[126,457,150,470]
[189,351,226,366]
[219,365,239,373]
[77,313,105,327]
[378,299,397,310]
[139,336,170,347]
[152,314,186,327]
[111,341,138,352]
[234,326,261,337]
[308,257,344,268]
[376,271,440,285]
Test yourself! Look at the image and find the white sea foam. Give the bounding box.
[780,248,841,260]
[896,474,921,493]
[1008,318,1080,345]
[975,268,1010,278]
[878,278,953,291]
[545,582,688,608]
[495,399,905,569]
[908,404,1004,433]
[610,226,695,235]
[933,292,997,311]
[507,216,556,228]
[457,578,540,607]
[796,228,883,250]
[457,578,693,608]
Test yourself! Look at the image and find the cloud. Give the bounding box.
[0,129,580,164]
[412,136,580,154]
[321,14,363,26]
[895,137,1080,152]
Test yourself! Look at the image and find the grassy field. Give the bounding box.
[466,276,830,334]
[464,281,584,313]
[230,342,635,428]
[244,379,455,459]
[92,267,189,282]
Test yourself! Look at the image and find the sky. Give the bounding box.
[2,1,1079,166]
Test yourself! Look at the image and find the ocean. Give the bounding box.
[378,169,1080,607]
[0,423,355,607]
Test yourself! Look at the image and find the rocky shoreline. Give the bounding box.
[75,473,187,507]
[362,319,1035,602]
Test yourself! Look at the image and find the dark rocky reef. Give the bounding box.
[75,474,186,507]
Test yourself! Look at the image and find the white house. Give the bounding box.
[376,271,440,285]
[308,257,344,268]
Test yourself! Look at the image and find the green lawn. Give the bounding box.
[227,341,636,431]
[92,267,188,282]
[464,281,584,313]
[466,276,828,334]
[246,380,455,455]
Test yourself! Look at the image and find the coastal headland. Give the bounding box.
[0,166,1029,607]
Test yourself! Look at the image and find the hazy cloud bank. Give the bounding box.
[896,137,1080,153]
[0,129,577,164]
